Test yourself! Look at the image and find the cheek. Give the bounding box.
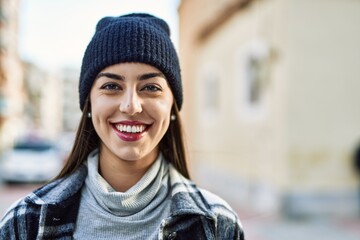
[157,103,173,133]
[158,93,174,114]
[153,99,173,120]
[91,95,116,114]
[90,97,115,128]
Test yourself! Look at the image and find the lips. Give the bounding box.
[112,121,150,142]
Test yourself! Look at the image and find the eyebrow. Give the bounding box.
[96,72,124,80]
[138,72,166,81]
[96,71,166,81]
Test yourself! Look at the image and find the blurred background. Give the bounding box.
[1,0,360,239]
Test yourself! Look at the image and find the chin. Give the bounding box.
[115,148,150,162]
[116,153,142,161]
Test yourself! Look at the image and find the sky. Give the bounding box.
[18,0,180,71]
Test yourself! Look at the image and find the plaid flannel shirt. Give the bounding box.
[0,162,244,240]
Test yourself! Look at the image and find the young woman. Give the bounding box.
[0,13,244,239]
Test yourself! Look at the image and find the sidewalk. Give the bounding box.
[239,212,360,240]
[194,168,360,239]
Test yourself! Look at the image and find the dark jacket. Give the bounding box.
[0,163,244,240]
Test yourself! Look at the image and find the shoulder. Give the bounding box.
[198,187,245,239]
[168,165,244,238]
[198,187,241,224]
[28,164,87,205]
[0,197,40,239]
[0,176,73,227]
[169,165,239,219]
[0,167,86,239]
[199,188,237,218]
[168,164,238,218]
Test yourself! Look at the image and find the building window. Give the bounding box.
[236,40,270,120]
[245,53,268,106]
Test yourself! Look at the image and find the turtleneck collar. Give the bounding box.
[84,149,169,216]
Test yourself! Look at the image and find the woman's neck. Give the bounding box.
[98,146,159,192]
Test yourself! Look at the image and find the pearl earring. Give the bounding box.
[87,112,92,118]
[170,114,176,121]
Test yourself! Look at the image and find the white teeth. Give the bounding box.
[116,124,146,133]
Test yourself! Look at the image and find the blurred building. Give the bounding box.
[23,62,62,140]
[0,0,80,152]
[0,0,24,149]
[61,67,81,132]
[179,0,360,218]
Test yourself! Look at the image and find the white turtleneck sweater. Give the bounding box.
[73,150,171,240]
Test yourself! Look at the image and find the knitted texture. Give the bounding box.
[73,150,171,239]
[79,13,183,110]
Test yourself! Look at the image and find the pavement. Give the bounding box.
[194,167,360,239]
[239,211,360,240]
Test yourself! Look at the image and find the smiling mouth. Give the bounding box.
[114,124,148,133]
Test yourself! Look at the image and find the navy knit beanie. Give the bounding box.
[79,13,183,111]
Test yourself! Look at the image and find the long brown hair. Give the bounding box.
[55,99,190,179]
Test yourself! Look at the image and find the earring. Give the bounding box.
[170,114,176,121]
[87,112,92,118]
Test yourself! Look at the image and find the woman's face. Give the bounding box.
[90,62,174,165]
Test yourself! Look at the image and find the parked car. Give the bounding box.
[0,140,63,183]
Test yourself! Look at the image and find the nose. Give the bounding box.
[119,90,142,115]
